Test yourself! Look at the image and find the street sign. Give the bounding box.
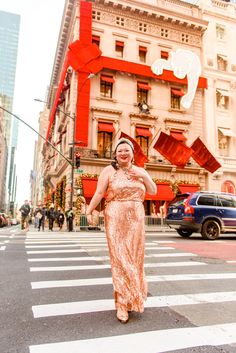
[75,169,83,174]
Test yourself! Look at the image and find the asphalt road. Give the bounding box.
[1,225,236,353]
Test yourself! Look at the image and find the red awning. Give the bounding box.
[101,75,115,83]
[98,122,115,133]
[178,184,200,194]
[171,89,184,96]
[145,183,175,201]
[170,131,187,142]
[161,51,169,59]
[116,41,124,47]
[138,82,152,90]
[139,46,147,52]
[136,127,152,137]
[92,35,100,42]
[82,178,98,198]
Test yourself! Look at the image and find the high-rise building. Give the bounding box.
[0,10,20,213]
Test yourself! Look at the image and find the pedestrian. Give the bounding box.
[47,204,55,231]
[65,208,74,231]
[57,208,65,230]
[38,205,47,231]
[86,138,157,323]
[19,200,31,231]
[34,206,42,229]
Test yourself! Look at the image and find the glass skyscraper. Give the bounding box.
[0,10,20,213]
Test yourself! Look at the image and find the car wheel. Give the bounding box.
[177,229,193,237]
[201,220,220,240]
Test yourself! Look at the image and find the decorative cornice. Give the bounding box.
[129,112,158,120]
[94,0,208,33]
[164,117,192,125]
[91,106,123,115]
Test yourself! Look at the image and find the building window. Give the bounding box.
[218,129,229,157]
[171,88,184,110]
[221,180,236,194]
[161,28,169,38]
[216,89,229,110]
[137,82,151,104]
[92,11,101,21]
[181,33,189,43]
[139,46,147,63]
[100,75,115,98]
[216,24,226,40]
[170,130,187,143]
[139,23,147,32]
[217,55,227,71]
[97,122,114,158]
[92,35,100,47]
[115,40,124,58]
[160,50,169,60]
[116,16,124,26]
[136,127,152,157]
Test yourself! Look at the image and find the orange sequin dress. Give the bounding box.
[104,172,147,313]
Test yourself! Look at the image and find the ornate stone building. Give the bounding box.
[33,0,211,215]
[197,0,236,194]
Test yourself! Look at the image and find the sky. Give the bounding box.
[0,0,65,206]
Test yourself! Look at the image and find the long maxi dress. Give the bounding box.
[104,171,147,313]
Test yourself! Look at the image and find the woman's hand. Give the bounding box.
[86,214,93,225]
[127,166,146,179]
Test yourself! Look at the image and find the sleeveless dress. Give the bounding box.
[104,171,147,313]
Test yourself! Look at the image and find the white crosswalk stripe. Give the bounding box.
[27,231,236,352]
[32,291,236,318]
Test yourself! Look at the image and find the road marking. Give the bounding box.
[145,252,197,257]
[32,290,236,318]
[27,252,197,261]
[29,323,236,353]
[28,256,110,262]
[31,272,236,289]
[25,244,173,250]
[27,249,98,254]
[227,260,236,263]
[0,246,6,251]
[29,261,206,272]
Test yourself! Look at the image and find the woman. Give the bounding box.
[86,138,157,323]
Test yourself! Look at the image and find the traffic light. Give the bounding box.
[75,152,81,168]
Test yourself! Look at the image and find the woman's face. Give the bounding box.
[115,143,134,166]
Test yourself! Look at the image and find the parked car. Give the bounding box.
[166,191,236,240]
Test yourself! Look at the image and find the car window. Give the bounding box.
[171,199,185,207]
[197,195,215,206]
[217,195,236,208]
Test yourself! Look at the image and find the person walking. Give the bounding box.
[57,208,65,230]
[47,204,55,231]
[19,200,31,231]
[65,208,74,232]
[38,205,47,231]
[86,138,157,323]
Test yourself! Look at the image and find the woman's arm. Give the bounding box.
[86,166,111,215]
[142,170,157,195]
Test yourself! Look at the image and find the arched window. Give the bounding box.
[221,180,236,194]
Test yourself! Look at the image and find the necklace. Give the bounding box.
[119,165,132,178]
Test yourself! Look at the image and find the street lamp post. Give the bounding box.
[34,73,95,230]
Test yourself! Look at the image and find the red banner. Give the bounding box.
[191,138,221,173]
[153,132,192,168]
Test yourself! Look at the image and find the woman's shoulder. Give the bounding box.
[101,165,115,175]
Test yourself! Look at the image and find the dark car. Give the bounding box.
[166,191,236,240]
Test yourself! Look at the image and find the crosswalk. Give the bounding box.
[26,231,236,353]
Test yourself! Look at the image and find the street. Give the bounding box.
[1,226,236,353]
